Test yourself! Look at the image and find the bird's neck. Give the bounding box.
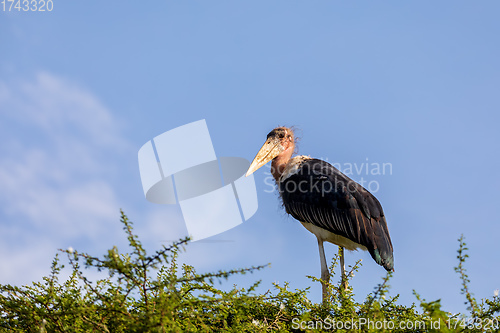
[271,146,294,182]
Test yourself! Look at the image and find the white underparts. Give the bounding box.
[300,221,368,251]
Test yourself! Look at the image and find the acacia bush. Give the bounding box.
[0,211,498,332]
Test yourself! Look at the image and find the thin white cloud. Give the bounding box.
[0,72,130,285]
[0,235,57,284]
[5,72,119,139]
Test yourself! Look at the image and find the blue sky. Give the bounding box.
[1,1,499,314]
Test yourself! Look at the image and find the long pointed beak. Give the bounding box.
[246,138,282,177]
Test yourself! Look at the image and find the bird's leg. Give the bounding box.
[339,246,347,290]
[317,237,329,303]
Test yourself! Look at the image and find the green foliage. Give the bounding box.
[1,213,499,332]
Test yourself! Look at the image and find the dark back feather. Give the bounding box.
[280,159,394,271]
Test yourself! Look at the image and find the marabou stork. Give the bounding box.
[246,127,394,302]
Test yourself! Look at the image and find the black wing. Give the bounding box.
[280,158,394,271]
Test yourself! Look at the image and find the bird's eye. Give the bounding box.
[278,133,285,139]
